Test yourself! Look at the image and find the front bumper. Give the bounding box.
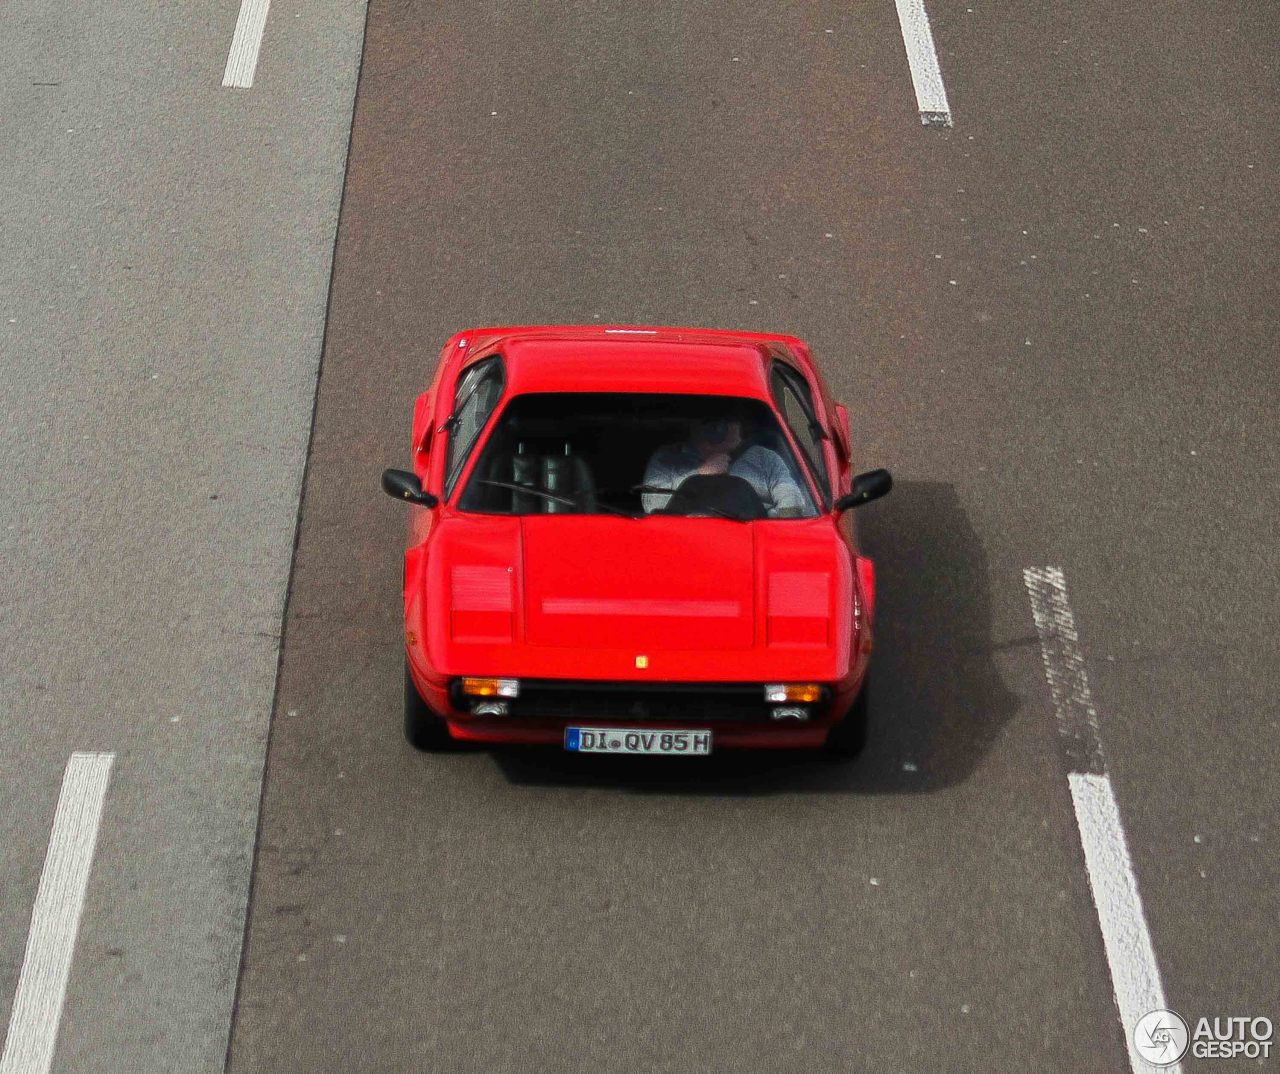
[447,718,830,750]
[431,676,859,750]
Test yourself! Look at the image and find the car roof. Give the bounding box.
[456,325,807,399]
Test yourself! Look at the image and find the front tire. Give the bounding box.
[824,675,869,757]
[404,659,457,750]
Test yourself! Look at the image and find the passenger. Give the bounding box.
[641,409,808,517]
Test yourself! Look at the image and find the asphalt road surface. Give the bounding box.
[1,1,363,1071]
[3,1,1276,1072]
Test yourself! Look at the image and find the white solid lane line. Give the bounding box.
[1024,569,1180,1074]
[223,0,273,89]
[1,753,115,1074]
[892,0,953,126]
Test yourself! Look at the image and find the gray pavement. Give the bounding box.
[224,0,1277,1072]
[4,0,1276,1072]
[0,0,364,1071]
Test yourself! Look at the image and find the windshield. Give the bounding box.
[456,392,819,520]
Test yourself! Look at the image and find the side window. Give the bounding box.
[770,363,832,505]
[444,356,505,497]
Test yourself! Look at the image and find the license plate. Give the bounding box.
[564,727,712,755]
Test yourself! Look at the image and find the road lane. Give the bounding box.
[6,0,1270,1068]
[227,0,1277,1071]
[0,1,365,1071]
[218,0,1228,1070]
[932,0,1280,1049]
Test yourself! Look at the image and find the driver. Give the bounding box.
[641,407,808,517]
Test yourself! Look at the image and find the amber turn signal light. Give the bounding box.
[461,677,520,698]
[763,684,822,703]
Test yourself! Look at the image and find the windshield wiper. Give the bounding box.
[475,480,635,518]
[629,484,748,523]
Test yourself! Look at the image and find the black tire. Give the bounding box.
[824,675,870,757]
[404,659,457,751]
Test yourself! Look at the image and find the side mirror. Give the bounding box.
[834,468,892,512]
[381,468,439,507]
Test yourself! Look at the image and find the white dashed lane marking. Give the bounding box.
[1,753,115,1074]
[1069,772,1181,1073]
[223,0,273,89]
[1024,565,1105,774]
[1024,568,1181,1074]
[893,0,953,126]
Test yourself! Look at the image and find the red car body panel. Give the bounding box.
[399,326,877,750]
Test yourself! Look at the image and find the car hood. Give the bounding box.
[422,514,854,682]
[523,517,756,650]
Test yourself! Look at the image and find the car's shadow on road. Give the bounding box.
[489,481,1021,796]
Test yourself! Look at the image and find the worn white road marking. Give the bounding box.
[222,0,273,89]
[1024,566,1105,773]
[892,0,953,126]
[1,753,115,1074]
[1025,569,1179,1074]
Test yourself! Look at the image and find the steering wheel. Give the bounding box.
[658,474,768,520]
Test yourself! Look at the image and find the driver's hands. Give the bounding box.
[696,452,731,475]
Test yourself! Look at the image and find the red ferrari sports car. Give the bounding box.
[381,325,890,756]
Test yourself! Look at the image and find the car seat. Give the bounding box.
[485,441,597,513]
